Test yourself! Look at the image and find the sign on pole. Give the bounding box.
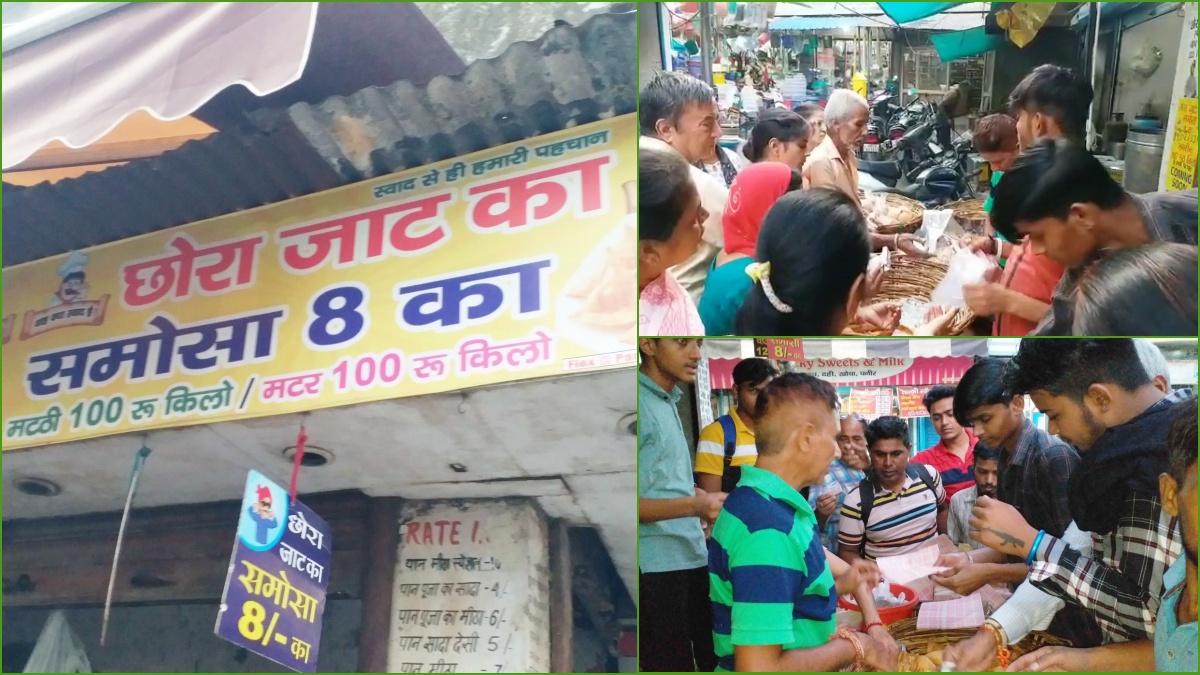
[215,470,331,672]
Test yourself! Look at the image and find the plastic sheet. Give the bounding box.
[930,248,992,309]
[24,610,92,673]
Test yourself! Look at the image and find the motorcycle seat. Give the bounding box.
[859,158,902,180]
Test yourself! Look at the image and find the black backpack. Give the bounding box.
[717,414,741,494]
[714,414,808,499]
[855,462,937,557]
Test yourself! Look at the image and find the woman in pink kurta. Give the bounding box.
[639,145,707,336]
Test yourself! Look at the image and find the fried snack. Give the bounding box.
[862,193,925,235]
[559,180,636,346]
[896,652,938,672]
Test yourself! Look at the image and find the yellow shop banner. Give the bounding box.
[2,116,637,450]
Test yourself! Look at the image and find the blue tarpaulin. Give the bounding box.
[929,25,1005,61]
[877,2,964,24]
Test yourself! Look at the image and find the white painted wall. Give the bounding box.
[2,600,361,673]
[388,499,550,674]
[1112,12,1184,122]
[639,2,668,87]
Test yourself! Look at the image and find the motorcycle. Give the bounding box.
[862,92,901,161]
[859,119,943,188]
[863,136,975,207]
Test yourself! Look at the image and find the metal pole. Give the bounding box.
[699,2,714,86]
[100,446,151,646]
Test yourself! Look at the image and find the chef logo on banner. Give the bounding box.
[216,471,331,673]
[2,116,637,451]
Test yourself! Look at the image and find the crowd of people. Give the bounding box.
[638,66,1199,337]
[638,338,1196,672]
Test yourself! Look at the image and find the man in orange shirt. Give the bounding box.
[962,112,1065,335]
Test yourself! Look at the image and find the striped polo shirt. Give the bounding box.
[695,411,756,477]
[837,468,946,559]
[709,465,837,672]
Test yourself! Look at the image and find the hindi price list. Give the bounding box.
[388,502,549,673]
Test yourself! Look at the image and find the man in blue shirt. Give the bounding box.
[639,338,726,672]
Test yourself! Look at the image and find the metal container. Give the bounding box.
[1106,141,1126,160]
[1124,130,1166,194]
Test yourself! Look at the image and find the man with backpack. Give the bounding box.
[695,358,779,494]
[837,416,947,562]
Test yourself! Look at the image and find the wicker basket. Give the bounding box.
[862,192,925,235]
[842,255,974,336]
[942,197,989,236]
[881,617,1072,671]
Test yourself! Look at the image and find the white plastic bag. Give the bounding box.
[24,610,92,673]
[917,210,954,254]
[930,248,992,309]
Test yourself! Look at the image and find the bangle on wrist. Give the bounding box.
[833,627,866,669]
[862,620,884,632]
[893,233,900,249]
[979,620,1011,669]
[991,236,1000,256]
[1025,530,1047,566]
[965,550,974,564]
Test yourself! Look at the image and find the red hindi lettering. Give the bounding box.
[121,236,197,307]
[278,193,454,273]
[467,154,611,232]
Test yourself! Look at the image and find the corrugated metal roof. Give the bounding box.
[1,10,634,267]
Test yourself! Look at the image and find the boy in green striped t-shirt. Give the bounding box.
[708,373,900,672]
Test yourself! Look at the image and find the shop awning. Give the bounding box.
[929,25,1005,60]
[709,355,978,389]
[769,15,896,31]
[877,2,965,24]
[2,2,319,169]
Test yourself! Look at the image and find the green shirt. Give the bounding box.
[709,465,837,671]
[638,371,707,573]
[985,169,1008,267]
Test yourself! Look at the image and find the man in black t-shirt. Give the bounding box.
[990,139,1198,334]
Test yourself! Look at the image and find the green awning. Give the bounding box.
[929,25,1005,61]
[877,2,964,24]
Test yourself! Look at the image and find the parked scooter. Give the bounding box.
[859,119,943,188]
[863,136,975,207]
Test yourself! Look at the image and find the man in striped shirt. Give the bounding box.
[838,416,947,561]
[708,373,898,672]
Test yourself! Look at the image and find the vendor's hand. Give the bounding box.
[1007,646,1086,672]
[866,255,888,298]
[943,631,999,673]
[692,488,727,523]
[857,301,901,332]
[816,492,839,519]
[859,632,901,672]
[849,559,881,590]
[969,496,1039,559]
[867,624,901,666]
[961,234,994,254]
[963,282,1011,317]
[931,562,989,596]
[912,306,957,336]
[935,551,969,572]
[897,233,930,259]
